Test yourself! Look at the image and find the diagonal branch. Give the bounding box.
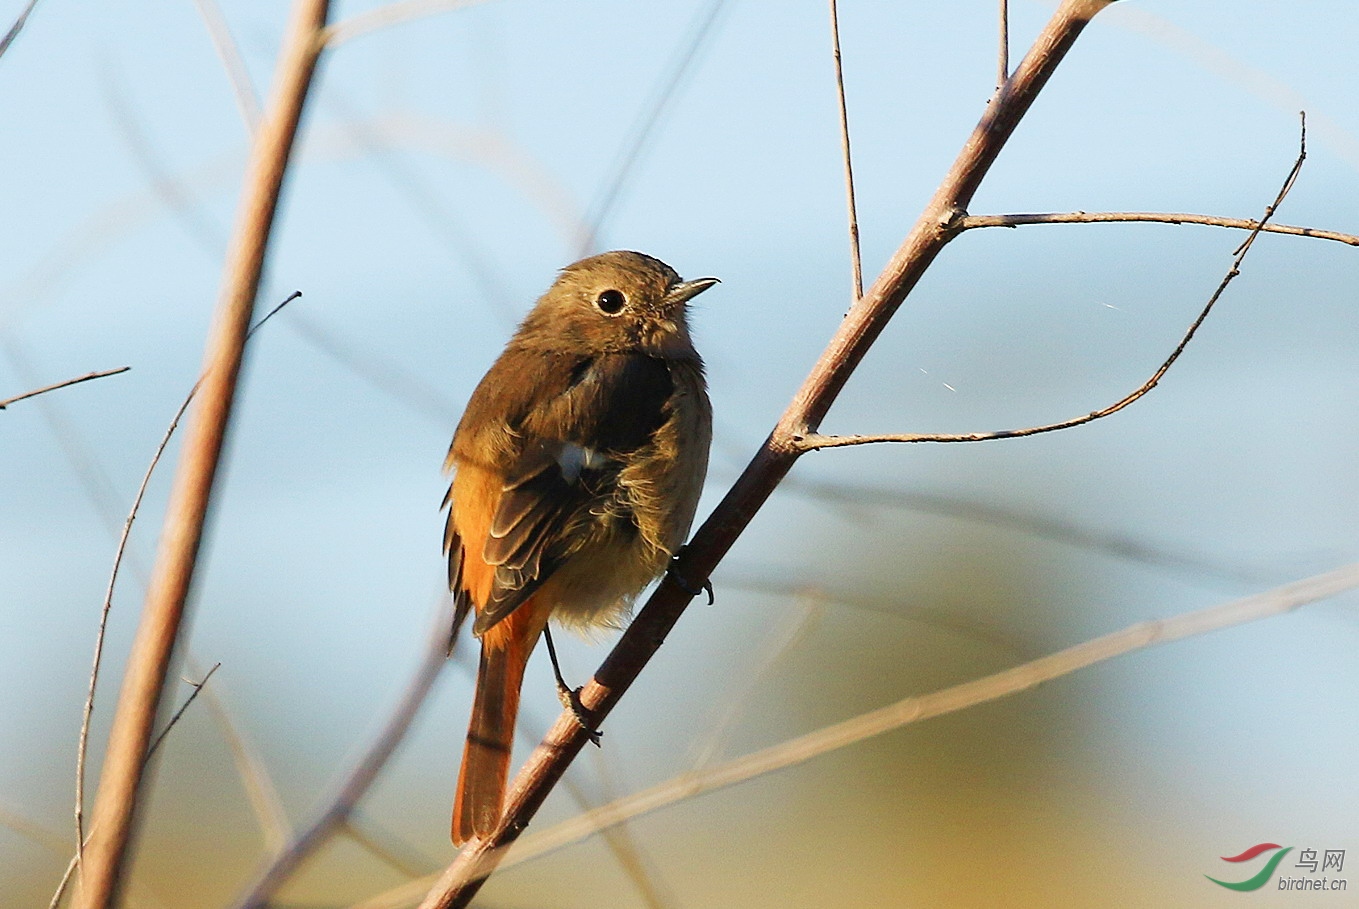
[797,113,1310,452]
[0,366,129,410]
[418,2,1120,906]
[75,3,331,906]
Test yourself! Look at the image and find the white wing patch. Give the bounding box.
[557,443,609,483]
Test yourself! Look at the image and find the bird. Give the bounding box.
[442,250,717,844]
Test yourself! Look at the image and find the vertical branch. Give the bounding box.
[829,0,863,300]
[998,0,1010,87]
[74,3,331,907]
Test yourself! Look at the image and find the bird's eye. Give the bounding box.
[594,289,627,315]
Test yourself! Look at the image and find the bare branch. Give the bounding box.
[959,210,1359,246]
[0,367,129,410]
[0,0,40,60]
[76,3,332,905]
[417,2,1119,905]
[829,0,863,300]
[798,113,1311,452]
[497,564,1359,867]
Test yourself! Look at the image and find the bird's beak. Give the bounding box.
[664,277,720,308]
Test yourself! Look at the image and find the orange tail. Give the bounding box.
[452,626,534,844]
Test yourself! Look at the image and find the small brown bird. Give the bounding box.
[443,250,716,844]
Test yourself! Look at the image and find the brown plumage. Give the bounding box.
[443,250,716,843]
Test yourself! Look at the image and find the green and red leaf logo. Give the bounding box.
[1207,843,1293,891]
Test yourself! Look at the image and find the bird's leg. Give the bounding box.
[667,551,714,605]
[542,625,602,746]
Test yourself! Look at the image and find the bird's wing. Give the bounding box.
[468,353,675,634]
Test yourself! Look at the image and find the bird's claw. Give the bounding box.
[667,557,714,605]
[558,684,603,746]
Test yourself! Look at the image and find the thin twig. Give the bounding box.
[57,659,226,909]
[496,564,1359,868]
[145,663,222,759]
[998,0,1009,87]
[229,606,461,909]
[959,210,1359,246]
[192,0,263,133]
[829,0,863,300]
[74,390,186,876]
[76,4,331,905]
[0,366,129,410]
[49,854,80,909]
[797,113,1308,452]
[0,0,40,60]
[72,291,299,880]
[418,3,1119,906]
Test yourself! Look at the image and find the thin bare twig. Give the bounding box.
[998,0,1009,87]
[0,0,40,60]
[797,113,1310,452]
[829,0,863,300]
[76,3,331,905]
[959,210,1359,246]
[418,2,1119,905]
[73,393,184,877]
[0,366,129,410]
[57,660,224,909]
[72,291,299,879]
[49,854,80,909]
[229,606,461,909]
[145,663,221,759]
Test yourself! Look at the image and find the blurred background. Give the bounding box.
[2,1,1356,906]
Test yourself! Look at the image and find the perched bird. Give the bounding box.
[443,250,717,844]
